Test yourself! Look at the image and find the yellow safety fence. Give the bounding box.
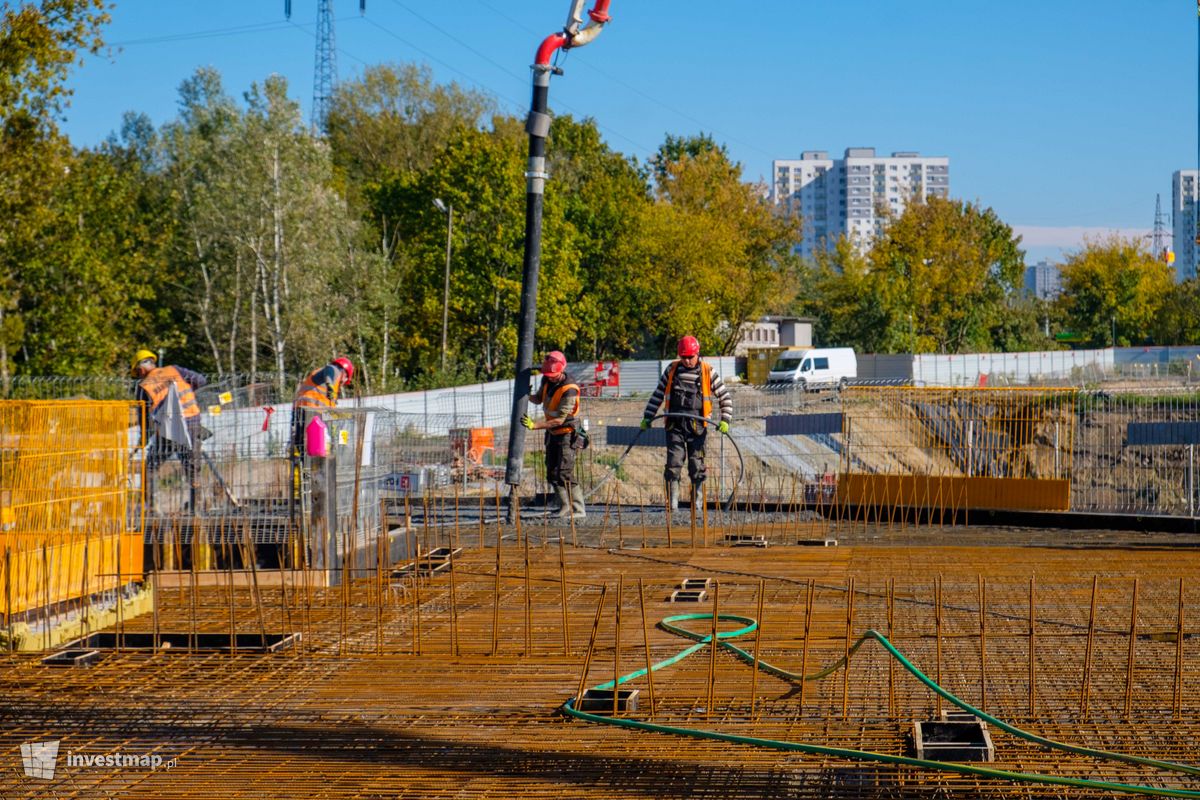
[1,400,143,617]
[839,387,1076,513]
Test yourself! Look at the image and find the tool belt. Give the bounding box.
[551,417,590,450]
[571,428,590,451]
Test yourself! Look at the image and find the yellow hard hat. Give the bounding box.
[130,349,157,375]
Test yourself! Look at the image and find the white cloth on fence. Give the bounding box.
[153,381,193,448]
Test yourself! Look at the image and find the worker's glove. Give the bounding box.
[520,414,536,430]
[718,421,730,435]
[640,418,651,431]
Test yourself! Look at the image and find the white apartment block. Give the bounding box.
[771,147,950,259]
[1173,170,1198,282]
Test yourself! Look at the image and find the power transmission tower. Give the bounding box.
[284,0,365,134]
[1152,193,1168,259]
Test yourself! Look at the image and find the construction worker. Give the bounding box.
[288,357,353,570]
[522,351,585,520]
[641,335,733,512]
[291,356,355,448]
[131,349,208,511]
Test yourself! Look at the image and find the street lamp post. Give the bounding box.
[434,198,453,372]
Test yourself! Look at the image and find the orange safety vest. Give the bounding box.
[139,366,201,419]
[663,359,713,421]
[295,368,341,411]
[534,378,580,435]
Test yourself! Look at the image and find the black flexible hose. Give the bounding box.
[584,411,744,511]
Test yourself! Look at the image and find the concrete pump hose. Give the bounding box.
[562,613,1200,798]
[583,412,744,511]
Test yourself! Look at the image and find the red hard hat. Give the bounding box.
[332,356,354,385]
[677,336,700,357]
[541,350,566,378]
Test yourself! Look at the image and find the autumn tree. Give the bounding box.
[868,196,1025,353]
[627,137,800,356]
[1055,236,1173,347]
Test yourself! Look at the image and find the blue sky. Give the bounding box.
[63,1,1196,262]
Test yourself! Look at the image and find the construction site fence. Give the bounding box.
[10,373,1200,521]
[0,400,143,628]
[84,381,1200,530]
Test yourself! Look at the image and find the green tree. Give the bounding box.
[16,119,177,375]
[0,0,110,384]
[649,132,727,186]
[1153,278,1200,345]
[368,118,583,380]
[868,196,1025,353]
[1056,235,1173,347]
[547,114,651,359]
[325,63,492,207]
[161,67,244,375]
[988,295,1058,353]
[797,238,890,352]
[164,68,375,381]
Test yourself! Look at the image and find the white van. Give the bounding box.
[767,348,857,389]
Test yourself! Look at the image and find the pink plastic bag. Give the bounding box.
[305,416,328,458]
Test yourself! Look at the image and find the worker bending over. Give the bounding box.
[131,348,208,511]
[291,356,355,448]
[522,351,586,520]
[641,335,733,512]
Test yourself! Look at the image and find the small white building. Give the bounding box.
[733,316,814,356]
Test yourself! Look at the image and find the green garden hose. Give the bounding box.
[562,613,1200,798]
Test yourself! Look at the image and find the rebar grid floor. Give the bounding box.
[5,540,1200,798]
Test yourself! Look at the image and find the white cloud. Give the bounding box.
[1011,225,1153,249]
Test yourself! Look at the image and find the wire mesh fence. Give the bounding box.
[7,374,1200,527]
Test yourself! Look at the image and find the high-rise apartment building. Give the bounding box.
[1024,260,1062,301]
[1172,170,1198,282]
[771,147,950,259]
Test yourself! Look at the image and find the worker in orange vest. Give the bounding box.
[131,349,208,511]
[641,335,733,512]
[291,356,355,449]
[522,351,586,520]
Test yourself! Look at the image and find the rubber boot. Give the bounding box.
[570,484,587,520]
[667,480,680,513]
[551,485,570,517]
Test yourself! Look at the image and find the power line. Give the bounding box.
[286,18,370,69]
[109,20,301,47]
[472,0,777,161]
[107,6,655,157]
[386,0,527,85]
[372,3,654,157]
[359,16,527,117]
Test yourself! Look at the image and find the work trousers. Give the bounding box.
[146,418,202,507]
[665,423,707,485]
[545,431,576,487]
